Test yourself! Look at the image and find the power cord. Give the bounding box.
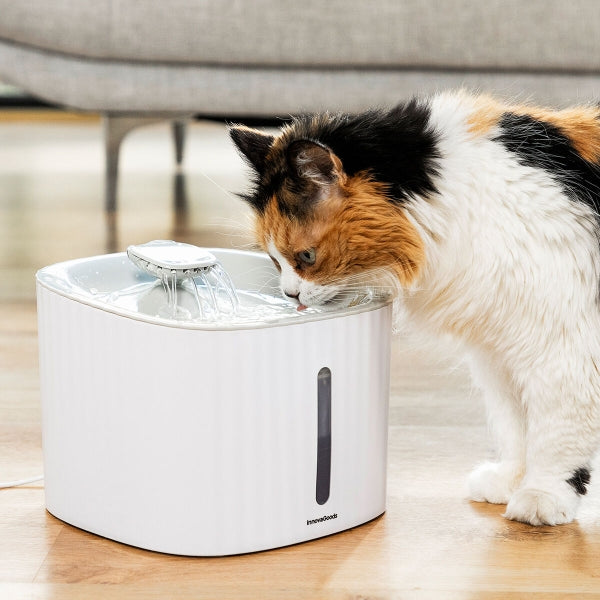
[0,475,44,489]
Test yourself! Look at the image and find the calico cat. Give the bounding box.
[229,91,600,526]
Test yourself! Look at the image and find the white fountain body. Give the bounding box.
[36,247,392,556]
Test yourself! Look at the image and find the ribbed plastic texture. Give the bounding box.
[37,284,392,555]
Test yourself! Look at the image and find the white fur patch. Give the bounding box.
[402,91,600,525]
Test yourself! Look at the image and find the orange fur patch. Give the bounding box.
[467,95,600,163]
[256,174,426,287]
[466,95,506,138]
[527,105,600,163]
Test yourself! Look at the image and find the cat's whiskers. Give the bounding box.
[324,266,402,294]
[196,165,245,205]
[255,274,281,295]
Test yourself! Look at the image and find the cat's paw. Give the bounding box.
[504,486,579,526]
[468,461,523,505]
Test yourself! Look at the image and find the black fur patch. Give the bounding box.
[229,127,275,174]
[243,99,441,216]
[284,99,441,205]
[494,113,600,215]
[566,467,591,495]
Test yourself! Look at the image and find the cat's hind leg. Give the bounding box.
[467,352,526,505]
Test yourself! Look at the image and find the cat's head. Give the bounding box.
[229,121,425,307]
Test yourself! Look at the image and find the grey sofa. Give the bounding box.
[1,0,599,209]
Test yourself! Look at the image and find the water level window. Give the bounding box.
[316,367,331,505]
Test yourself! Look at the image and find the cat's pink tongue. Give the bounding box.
[297,304,308,312]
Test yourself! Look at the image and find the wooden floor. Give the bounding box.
[2,112,600,599]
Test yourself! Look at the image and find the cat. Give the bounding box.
[229,90,600,526]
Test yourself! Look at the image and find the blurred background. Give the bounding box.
[2,0,599,289]
[2,2,600,596]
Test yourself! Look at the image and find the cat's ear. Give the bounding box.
[229,125,275,173]
[287,140,345,185]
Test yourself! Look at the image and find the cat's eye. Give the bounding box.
[269,255,281,272]
[296,248,316,266]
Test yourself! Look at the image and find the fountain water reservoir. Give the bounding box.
[36,244,392,555]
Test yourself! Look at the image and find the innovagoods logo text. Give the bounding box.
[307,513,338,526]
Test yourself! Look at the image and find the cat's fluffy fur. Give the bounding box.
[230,91,600,526]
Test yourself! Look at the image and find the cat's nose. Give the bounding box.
[283,290,300,300]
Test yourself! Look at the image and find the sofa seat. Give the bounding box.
[1,0,600,115]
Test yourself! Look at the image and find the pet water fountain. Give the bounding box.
[36,241,392,555]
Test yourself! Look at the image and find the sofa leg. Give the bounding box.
[104,115,136,212]
[103,114,184,212]
[104,115,155,212]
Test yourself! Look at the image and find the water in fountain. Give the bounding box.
[71,241,376,327]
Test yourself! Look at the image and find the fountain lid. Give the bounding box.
[127,240,217,276]
[36,246,389,330]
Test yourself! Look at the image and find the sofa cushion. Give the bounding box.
[0,0,599,72]
[1,39,598,115]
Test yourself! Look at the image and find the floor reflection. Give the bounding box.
[171,171,189,239]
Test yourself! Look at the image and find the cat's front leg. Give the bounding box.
[467,352,526,504]
[504,477,587,526]
[504,459,592,527]
[468,461,524,505]
[503,366,599,526]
